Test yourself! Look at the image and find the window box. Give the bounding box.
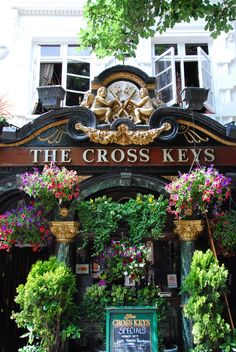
[181,87,209,110]
[37,85,66,109]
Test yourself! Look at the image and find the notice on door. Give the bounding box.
[106,306,158,352]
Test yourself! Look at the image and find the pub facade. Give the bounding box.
[0,65,236,351]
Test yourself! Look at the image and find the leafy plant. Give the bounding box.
[79,283,168,346]
[181,249,230,351]
[11,257,80,352]
[0,204,53,251]
[220,329,236,352]
[212,210,236,257]
[76,193,167,255]
[77,196,123,254]
[123,194,168,243]
[165,166,231,219]
[20,163,80,212]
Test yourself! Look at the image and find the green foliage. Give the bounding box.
[79,283,168,344]
[212,210,236,257]
[220,329,236,352]
[77,195,123,254]
[76,194,167,255]
[79,0,236,60]
[123,194,168,243]
[181,250,230,351]
[12,257,80,352]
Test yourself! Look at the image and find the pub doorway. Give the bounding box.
[75,173,182,351]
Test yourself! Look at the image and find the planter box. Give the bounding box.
[37,85,66,109]
[181,87,209,110]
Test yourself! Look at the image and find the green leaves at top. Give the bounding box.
[79,0,235,60]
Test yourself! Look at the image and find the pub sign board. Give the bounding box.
[106,306,158,352]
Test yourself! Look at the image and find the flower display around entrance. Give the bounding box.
[20,163,80,212]
[165,166,231,219]
[0,204,53,251]
[98,241,151,283]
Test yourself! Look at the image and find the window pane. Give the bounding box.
[155,44,178,56]
[39,63,62,85]
[40,45,60,57]
[66,76,90,92]
[67,45,91,56]
[65,92,84,106]
[67,62,90,77]
[185,43,208,55]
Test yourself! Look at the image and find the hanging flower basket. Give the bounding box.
[0,204,53,251]
[20,163,80,212]
[165,166,231,219]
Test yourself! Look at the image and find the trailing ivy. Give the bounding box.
[76,193,168,255]
[76,196,123,254]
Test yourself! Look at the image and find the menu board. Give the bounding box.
[106,307,158,352]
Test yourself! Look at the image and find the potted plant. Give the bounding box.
[11,256,80,352]
[0,204,53,251]
[212,210,236,257]
[20,163,80,213]
[181,249,230,352]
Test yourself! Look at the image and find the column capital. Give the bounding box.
[50,221,79,243]
[174,219,204,241]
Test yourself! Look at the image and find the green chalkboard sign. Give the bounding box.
[106,306,158,352]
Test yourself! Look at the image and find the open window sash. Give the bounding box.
[154,47,177,106]
[197,47,215,113]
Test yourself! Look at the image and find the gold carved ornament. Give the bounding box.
[75,122,171,146]
[50,221,80,243]
[173,219,204,241]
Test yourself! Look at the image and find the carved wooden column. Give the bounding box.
[50,220,79,267]
[174,220,204,352]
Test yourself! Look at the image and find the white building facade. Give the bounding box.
[0,0,236,127]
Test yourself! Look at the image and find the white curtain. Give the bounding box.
[39,64,54,86]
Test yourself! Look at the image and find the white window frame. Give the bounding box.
[33,43,92,110]
[152,39,214,111]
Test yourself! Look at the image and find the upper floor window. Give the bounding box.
[153,42,214,112]
[35,44,91,113]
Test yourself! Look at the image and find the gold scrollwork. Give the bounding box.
[38,126,67,144]
[75,122,171,146]
[178,124,209,144]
